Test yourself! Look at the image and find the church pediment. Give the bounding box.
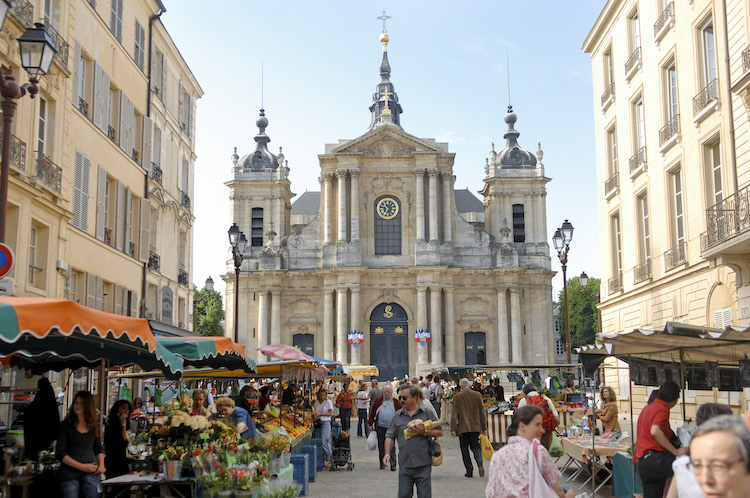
[330,126,443,157]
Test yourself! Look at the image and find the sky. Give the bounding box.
[160,1,607,305]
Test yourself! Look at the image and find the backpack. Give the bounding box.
[525,395,557,433]
[428,384,437,402]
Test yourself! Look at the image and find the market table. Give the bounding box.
[486,409,585,445]
[560,436,630,493]
[611,451,643,498]
[101,473,195,498]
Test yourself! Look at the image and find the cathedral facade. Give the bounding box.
[224,32,556,378]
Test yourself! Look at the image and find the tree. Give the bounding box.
[194,284,224,336]
[557,276,600,349]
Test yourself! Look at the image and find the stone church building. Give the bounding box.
[224,31,556,379]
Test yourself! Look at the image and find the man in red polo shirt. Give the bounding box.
[634,381,688,498]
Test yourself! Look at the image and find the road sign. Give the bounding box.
[0,278,12,296]
[0,244,13,279]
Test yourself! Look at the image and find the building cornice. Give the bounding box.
[582,0,623,54]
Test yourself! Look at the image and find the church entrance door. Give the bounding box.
[465,332,487,365]
[293,333,314,357]
[370,303,408,382]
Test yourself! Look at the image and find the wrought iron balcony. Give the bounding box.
[659,114,680,146]
[693,79,718,117]
[629,146,647,175]
[601,82,615,108]
[180,190,191,210]
[0,134,27,172]
[42,21,69,66]
[625,47,641,76]
[10,1,33,29]
[664,241,686,271]
[108,125,117,144]
[634,258,652,284]
[150,162,162,184]
[132,148,138,163]
[654,2,674,38]
[77,97,88,116]
[743,46,750,74]
[701,184,750,251]
[104,227,112,245]
[34,151,61,193]
[608,272,623,294]
[129,241,136,258]
[148,250,160,272]
[604,171,618,196]
[178,269,188,286]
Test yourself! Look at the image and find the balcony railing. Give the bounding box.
[148,250,160,272]
[629,146,647,175]
[108,125,117,144]
[104,227,112,245]
[180,190,191,210]
[132,148,138,163]
[659,114,680,146]
[743,46,750,74]
[129,241,136,258]
[78,97,88,116]
[693,78,718,116]
[601,82,615,108]
[608,272,623,294]
[34,151,61,193]
[634,258,652,284]
[150,162,162,184]
[664,241,686,271]
[10,1,33,29]
[0,134,27,172]
[42,21,69,66]
[178,269,188,286]
[624,47,641,75]
[701,184,750,251]
[604,171,619,195]
[654,2,674,37]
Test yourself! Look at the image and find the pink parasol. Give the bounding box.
[257,344,331,373]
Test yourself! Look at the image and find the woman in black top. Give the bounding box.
[104,399,133,478]
[23,377,60,460]
[56,391,105,498]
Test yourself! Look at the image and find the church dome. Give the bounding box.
[238,109,278,171]
[494,106,537,169]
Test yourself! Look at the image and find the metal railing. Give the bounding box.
[148,250,160,271]
[701,184,750,251]
[34,151,61,193]
[664,241,686,270]
[608,272,623,294]
[108,125,117,144]
[634,258,652,284]
[10,1,33,29]
[0,134,27,172]
[78,97,88,116]
[132,148,138,163]
[605,171,619,195]
[601,82,615,108]
[180,190,191,210]
[625,47,641,75]
[129,241,136,258]
[693,78,718,116]
[743,46,750,74]
[659,114,680,146]
[104,227,112,245]
[150,162,162,184]
[629,146,647,174]
[654,2,674,37]
[42,21,69,66]
[178,269,188,286]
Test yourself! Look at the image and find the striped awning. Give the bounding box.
[347,365,379,377]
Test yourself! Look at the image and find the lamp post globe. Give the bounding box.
[579,272,589,288]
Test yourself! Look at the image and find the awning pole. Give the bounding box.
[98,359,107,437]
[680,349,686,421]
[629,355,635,497]
[589,365,596,497]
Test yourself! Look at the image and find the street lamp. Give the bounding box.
[192,276,215,334]
[0,21,57,242]
[553,219,574,364]
[228,224,247,344]
[578,272,603,340]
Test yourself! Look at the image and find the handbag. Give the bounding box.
[314,418,322,429]
[366,431,378,451]
[480,433,494,461]
[428,437,443,466]
[528,439,558,498]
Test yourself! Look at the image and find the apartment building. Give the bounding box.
[1,0,201,329]
[583,0,750,412]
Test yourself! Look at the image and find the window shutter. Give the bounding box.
[116,180,126,251]
[86,272,96,309]
[119,92,128,152]
[114,283,123,315]
[139,198,150,262]
[142,116,153,169]
[100,70,110,133]
[127,99,135,155]
[73,150,83,229]
[96,166,106,240]
[81,154,90,231]
[129,290,138,317]
[178,82,184,129]
[92,61,102,130]
[72,41,81,110]
[714,307,733,328]
[124,186,132,254]
[96,276,104,311]
[63,266,71,300]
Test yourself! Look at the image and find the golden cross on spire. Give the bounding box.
[380,87,393,115]
[377,5,391,33]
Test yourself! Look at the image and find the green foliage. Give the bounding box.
[194,284,225,336]
[557,276,600,349]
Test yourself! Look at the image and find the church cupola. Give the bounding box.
[367,28,403,131]
[494,106,537,169]
[238,109,279,171]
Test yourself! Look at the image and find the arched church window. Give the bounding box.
[374,196,401,255]
[513,204,525,243]
[251,208,263,246]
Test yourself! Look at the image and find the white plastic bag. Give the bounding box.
[366,431,378,451]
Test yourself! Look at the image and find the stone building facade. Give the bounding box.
[225,32,556,377]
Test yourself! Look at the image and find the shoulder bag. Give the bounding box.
[428,437,443,466]
[528,439,558,498]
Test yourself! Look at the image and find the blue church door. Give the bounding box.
[293,333,314,357]
[465,332,487,365]
[370,303,409,382]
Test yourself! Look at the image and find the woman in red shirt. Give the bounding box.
[336,388,353,431]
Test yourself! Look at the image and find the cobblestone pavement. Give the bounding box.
[304,418,616,497]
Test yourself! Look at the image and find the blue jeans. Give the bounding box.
[357,408,369,436]
[60,473,100,498]
[314,420,331,462]
[339,407,352,431]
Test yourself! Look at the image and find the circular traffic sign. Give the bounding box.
[0,243,14,278]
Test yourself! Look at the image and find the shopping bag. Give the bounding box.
[528,439,559,498]
[549,432,564,458]
[480,433,494,461]
[366,431,378,451]
[429,438,443,466]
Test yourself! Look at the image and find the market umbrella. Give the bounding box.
[258,344,315,362]
[0,297,184,378]
[156,336,256,372]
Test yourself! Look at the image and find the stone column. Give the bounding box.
[350,288,361,365]
[270,291,281,345]
[350,170,360,242]
[324,290,334,360]
[444,288,455,364]
[257,291,269,362]
[336,289,348,363]
[430,287,442,365]
[510,288,522,363]
[337,170,347,242]
[497,289,509,364]
[415,171,425,241]
[441,173,453,244]
[323,174,334,244]
[428,170,439,242]
[275,196,284,241]
[417,287,428,364]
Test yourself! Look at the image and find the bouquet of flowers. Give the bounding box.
[158,445,186,461]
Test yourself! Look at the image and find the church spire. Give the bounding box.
[368,7,403,131]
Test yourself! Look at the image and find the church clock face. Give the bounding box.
[377,197,399,219]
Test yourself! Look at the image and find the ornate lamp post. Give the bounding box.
[552,220,574,364]
[192,276,215,334]
[228,224,247,343]
[0,21,57,242]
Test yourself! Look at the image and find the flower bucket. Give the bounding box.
[161,459,182,479]
[234,491,253,498]
[216,491,233,498]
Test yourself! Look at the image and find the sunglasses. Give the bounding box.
[399,396,410,401]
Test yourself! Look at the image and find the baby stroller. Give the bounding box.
[330,415,354,471]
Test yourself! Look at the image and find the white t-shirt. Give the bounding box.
[356,391,369,410]
[671,455,703,498]
[314,399,334,422]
